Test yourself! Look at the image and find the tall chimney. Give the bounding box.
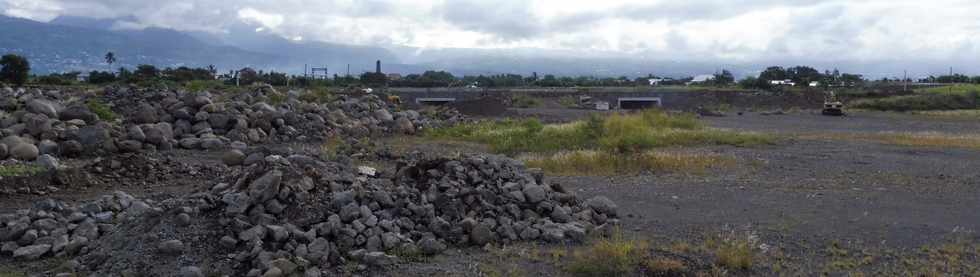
[376,60,381,74]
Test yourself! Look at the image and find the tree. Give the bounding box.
[713,70,735,86]
[134,64,159,81]
[0,54,30,86]
[758,66,787,82]
[104,52,116,70]
[88,71,116,84]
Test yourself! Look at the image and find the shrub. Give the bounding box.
[86,99,117,122]
[185,80,225,92]
[299,86,334,103]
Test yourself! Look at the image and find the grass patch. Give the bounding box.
[566,232,649,277]
[299,86,335,104]
[523,150,735,176]
[0,164,44,177]
[426,110,774,155]
[910,109,980,118]
[799,132,980,150]
[511,95,542,108]
[86,98,118,122]
[558,96,579,108]
[713,238,754,270]
[185,80,226,92]
[851,92,979,111]
[916,84,980,95]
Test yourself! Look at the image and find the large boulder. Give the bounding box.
[77,124,111,148]
[10,143,39,161]
[60,105,99,124]
[134,103,159,124]
[26,99,60,118]
[144,123,174,146]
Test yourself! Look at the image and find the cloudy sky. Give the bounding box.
[3,0,979,66]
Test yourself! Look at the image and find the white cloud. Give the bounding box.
[2,0,979,65]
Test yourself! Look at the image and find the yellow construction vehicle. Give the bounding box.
[822,91,844,116]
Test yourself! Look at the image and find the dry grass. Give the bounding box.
[566,232,650,277]
[522,150,736,176]
[910,109,980,118]
[641,257,687,276]
[798,132,980,150]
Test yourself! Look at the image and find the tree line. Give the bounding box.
[3,53,980,89]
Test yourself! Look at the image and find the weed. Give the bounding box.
[565,232,649,276]
[715,238,754,270]
[0,164,44,177]
[86,99,118,122]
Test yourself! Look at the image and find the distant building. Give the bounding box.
[687,74,715,85]
[770,79,795,86]
[648,78,670,86]
[809,81,820,87]
[387,73,402,81]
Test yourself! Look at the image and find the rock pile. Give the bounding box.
[0,85,463,162]
[0,191,156,261]
[1,153,618,275]
[0,88,103,161]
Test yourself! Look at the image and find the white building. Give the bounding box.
[687,74,715,85]
[770,79,795,86]
[809,81,820,87]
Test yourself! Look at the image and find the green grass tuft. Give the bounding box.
[566,232,649,276]
[86,99,118,122]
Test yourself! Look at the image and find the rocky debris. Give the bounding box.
[35,153,619,276]
[0,191,157,261]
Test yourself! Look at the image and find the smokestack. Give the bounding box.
[376,60,382,74]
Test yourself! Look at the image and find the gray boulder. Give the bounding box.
[13,244,50,260]
[37,140,58,155]
[36,154,60,170]
[10,143,38,160]
[586,196,618,216]
[26,99,60,118]
[222,150,246,166]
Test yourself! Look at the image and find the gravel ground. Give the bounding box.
[2,109,978,276]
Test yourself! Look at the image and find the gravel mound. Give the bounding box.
[1,153,619,275]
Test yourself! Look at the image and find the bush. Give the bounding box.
[298,86,335,103]
[524,150,734,176]
[86,99,117,122]
[185,80,225,92]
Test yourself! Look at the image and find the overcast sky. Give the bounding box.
[3,0,979,65]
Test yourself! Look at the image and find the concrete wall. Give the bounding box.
[388,87,825,111]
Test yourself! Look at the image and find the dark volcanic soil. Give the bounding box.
[2,110,979,276]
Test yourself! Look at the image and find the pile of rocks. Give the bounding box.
[0,191,157,261]
[0,87,104,161]
[0,85,463,162]
[1,153,617,276]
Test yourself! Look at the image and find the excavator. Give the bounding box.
[822,91,845,116]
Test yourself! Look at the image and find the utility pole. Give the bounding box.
[903,70,908,92]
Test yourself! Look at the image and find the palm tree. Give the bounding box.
[104,52,116,71]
